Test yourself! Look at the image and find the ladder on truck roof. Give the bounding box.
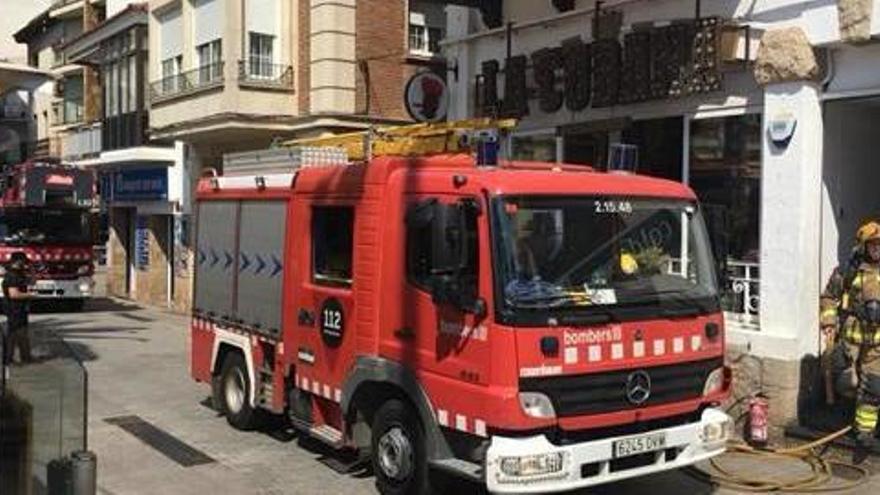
[282,118,517,161]
[220,119,518,178]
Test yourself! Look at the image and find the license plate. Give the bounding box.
[613,433,666,458]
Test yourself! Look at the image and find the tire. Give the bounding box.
[67,299,86,312]
[371,399,432,495]
[218,352,258,430]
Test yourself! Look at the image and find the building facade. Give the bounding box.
[62,1,190,311]
[14,0,107,160]
[58,0,444,311]
[443,0,880,426]
[0,62,54,165]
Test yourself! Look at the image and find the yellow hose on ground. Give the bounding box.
[687,426,871,492]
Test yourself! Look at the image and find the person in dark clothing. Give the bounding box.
[2,252,31,364]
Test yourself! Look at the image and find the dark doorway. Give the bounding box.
[622,116,684,181]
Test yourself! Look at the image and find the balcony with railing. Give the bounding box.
[237,60,295,90]
[62,122,102,161]
[150,62,225,104]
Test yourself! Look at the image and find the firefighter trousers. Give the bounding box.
[851,343,880,435]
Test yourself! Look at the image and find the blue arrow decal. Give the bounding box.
[271,254,283,278]
[240,252,251,273]
[209,248,220,268]
[197,249,206,266]
[224,251,234,271]
[254,254,266,275]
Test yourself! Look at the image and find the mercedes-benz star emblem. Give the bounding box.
[625,370,652,405]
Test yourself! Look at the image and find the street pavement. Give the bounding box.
[18,293,880,494]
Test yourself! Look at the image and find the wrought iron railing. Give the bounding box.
[237,60,295,89]
[665,256,760,330]
[149,62,225,102]
[723,260,760,329]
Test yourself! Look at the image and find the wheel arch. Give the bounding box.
[341,356,452,460]
[210,328,256,407]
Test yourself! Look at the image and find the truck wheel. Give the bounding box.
[371,399,431,495]
[219,353,258,430]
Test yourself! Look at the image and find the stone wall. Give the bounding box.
[106,208,129,298]
[838,0,873,43]
[726,342,830,441]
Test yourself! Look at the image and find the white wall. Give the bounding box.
[107,0,139,18]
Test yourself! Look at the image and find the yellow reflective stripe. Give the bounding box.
[821,309,838,319]
[855,405,879,429]
[845,327,862,344]
[842,293,850,310]
[853,274,864,289]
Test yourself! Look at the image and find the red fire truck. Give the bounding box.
[190,121,732,494]
[0,160,97,310]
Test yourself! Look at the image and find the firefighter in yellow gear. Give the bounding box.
[821,220,880,449]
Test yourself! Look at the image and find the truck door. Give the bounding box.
[290,200,356,404]
[396,193,491,385]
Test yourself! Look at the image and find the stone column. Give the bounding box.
[82,1,102,123]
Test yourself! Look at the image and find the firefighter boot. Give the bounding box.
[852,403,878,463]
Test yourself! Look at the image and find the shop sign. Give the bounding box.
[404,71,450,122]
[476,17,723,118]
[112,168,168,202]
[135,216,150,271]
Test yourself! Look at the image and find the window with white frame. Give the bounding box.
[158,6,183,91]
[408,1,445,57]
[248,32,275,78]
[161,55,182,92]
[197,40,223,84]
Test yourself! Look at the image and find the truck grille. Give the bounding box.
[519,357,723,417]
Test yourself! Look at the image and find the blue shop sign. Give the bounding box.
[113,168,168,201]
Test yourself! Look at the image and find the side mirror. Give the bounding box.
[430,201,465,276]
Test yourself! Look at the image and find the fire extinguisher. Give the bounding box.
[748,393,769,447]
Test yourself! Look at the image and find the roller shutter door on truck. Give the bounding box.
[194,199,286,338]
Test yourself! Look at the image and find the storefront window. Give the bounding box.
[511,134,557,162]
[689,113,762,320]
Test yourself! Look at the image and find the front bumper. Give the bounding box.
[485,408,731,494]
[25,277,94,299]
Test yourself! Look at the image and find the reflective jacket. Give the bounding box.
[820,261,880,345]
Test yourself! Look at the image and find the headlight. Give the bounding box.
[519,392,556,419]
[701,418,733,443]
[498,452,566,479]
[79,282,91,293]
[703,367,725,396]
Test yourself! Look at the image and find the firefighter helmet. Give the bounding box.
[857,221,880,245]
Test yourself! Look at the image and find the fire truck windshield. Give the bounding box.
[0,209,93,246]
[493,196,719,317]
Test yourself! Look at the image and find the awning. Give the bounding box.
[0,62,55,95]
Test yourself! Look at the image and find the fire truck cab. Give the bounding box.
[190,121,732,494]
[0,161,97,309]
